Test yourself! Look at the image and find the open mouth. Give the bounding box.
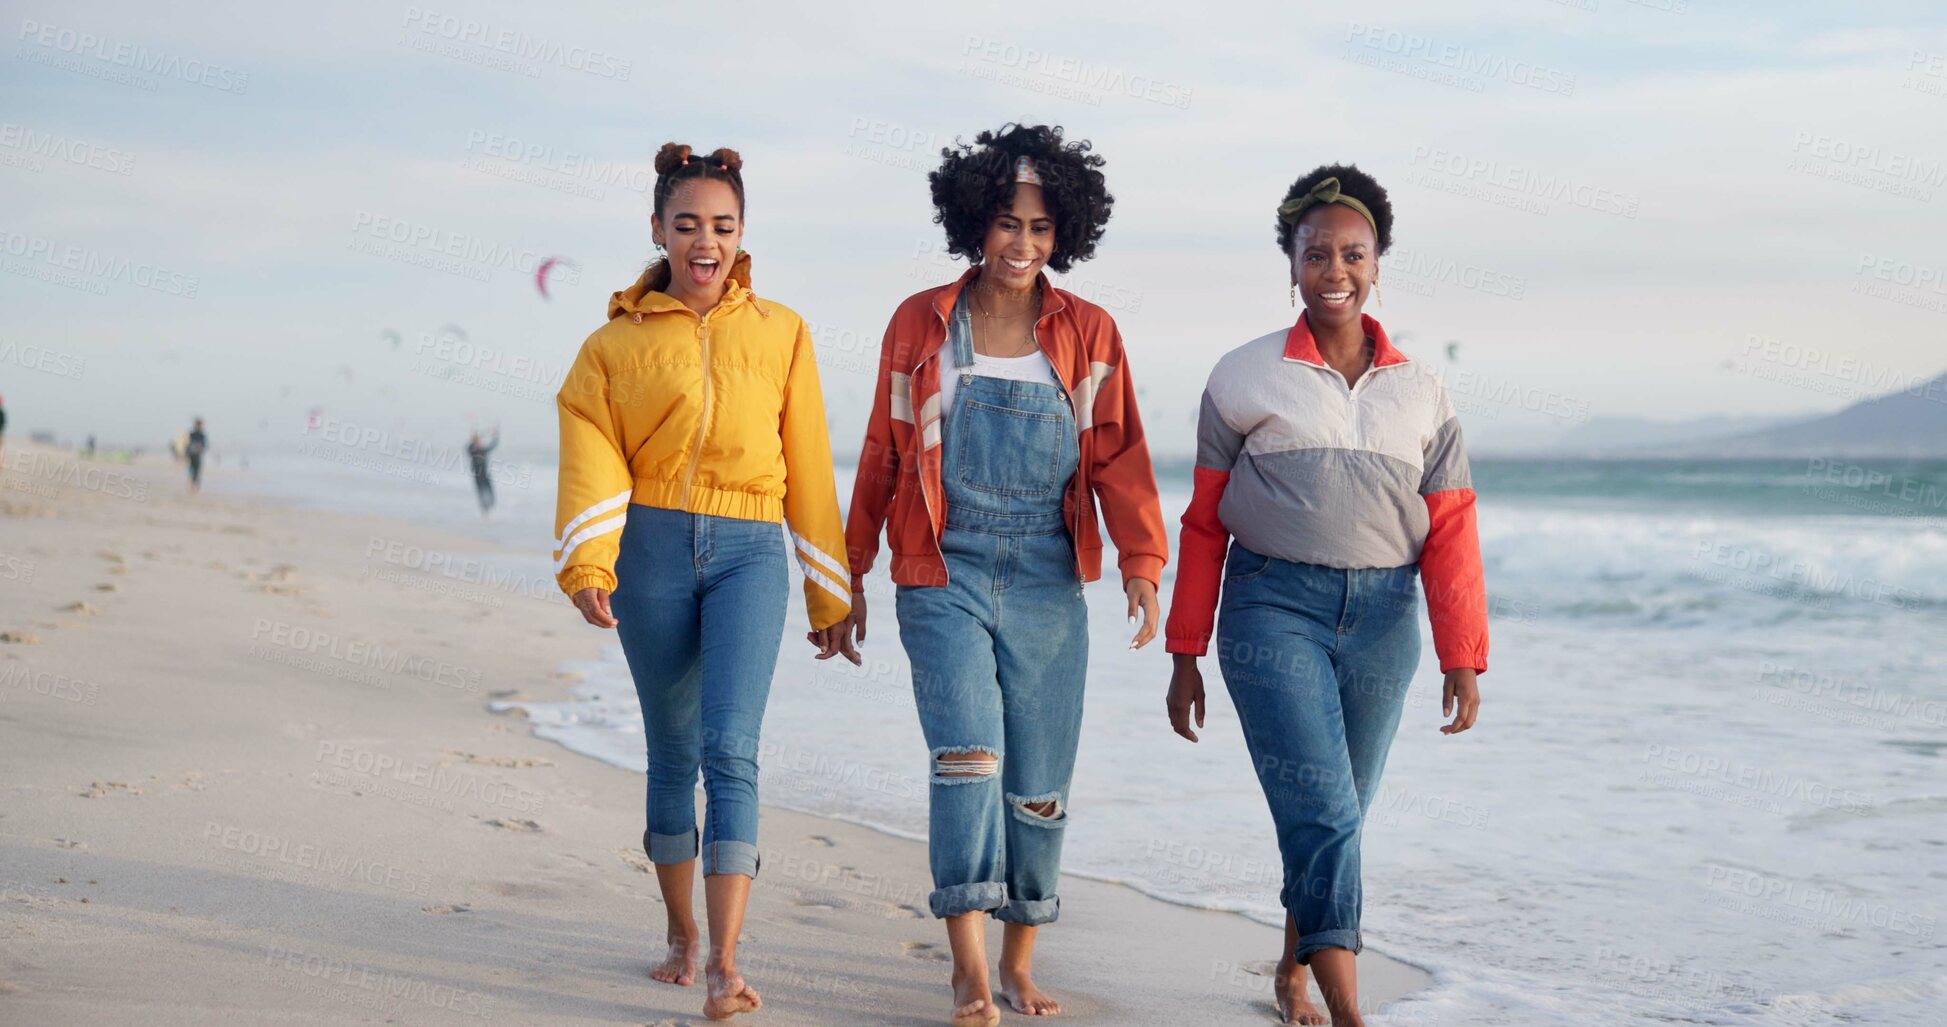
[1003,257,1034,273]
[1318,289,1353,306]
[687,257,719,285]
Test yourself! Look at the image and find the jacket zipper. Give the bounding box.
[680,318,713,508]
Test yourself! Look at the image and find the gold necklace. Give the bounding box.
[971,286,1040,358]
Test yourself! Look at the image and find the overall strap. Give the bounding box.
[949,288,975,371]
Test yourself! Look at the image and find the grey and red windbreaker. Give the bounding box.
[1163,311,1489,673]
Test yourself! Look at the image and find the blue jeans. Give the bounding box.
[610,503,788,878]
[895,301,1086,925]
[1215,542,1421,964]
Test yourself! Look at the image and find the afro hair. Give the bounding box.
[928,123,1112,274]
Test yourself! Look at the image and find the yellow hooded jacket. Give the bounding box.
[553,252,852,630]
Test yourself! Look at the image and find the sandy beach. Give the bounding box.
[0,442,1430,1026]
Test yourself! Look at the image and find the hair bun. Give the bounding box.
[706,147,743,173]
[653,142,694,175]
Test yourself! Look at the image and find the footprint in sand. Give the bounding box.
[447,750,553,768]
[806,834,836,847]
[94,583,118,593]
[903,941,950,962]
[0,631,40,645]
[61,601,99,615]
[422,903,472,914]
[480,817,542,832]
[79,781,143,799]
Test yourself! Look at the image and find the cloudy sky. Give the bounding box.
[4,0,1945,459]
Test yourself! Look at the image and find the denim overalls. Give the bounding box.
[893,290,1087,925]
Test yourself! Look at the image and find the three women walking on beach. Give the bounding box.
[552,132,1485,1027]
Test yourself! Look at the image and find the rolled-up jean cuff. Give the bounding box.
[929,881,1006,919]
[646,828,698,865]
[1293,928,1360,965]
[995,895,1059,926]
[701,840,761,878]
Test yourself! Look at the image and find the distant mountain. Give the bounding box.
[1690,372,1947,458]
[1500,371,1947,459]
[1546,415,1798,456]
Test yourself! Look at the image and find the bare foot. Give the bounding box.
[702,966,760,1020]
[998,965,1061,1016]
[1274,956,1325,1025]
[649,928,699,986]
[950,969,1001,1027]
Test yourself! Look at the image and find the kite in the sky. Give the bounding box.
[535,257,574,300]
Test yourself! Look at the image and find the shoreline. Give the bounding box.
[0,442,1432,1025]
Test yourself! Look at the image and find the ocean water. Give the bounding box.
[233,451,1947,1026]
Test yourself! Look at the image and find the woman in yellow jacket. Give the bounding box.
[553,143,854,1021]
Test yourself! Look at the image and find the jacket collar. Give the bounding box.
[931,265,1069,325]
[1282,310,1408,369]
[609,250,763,321]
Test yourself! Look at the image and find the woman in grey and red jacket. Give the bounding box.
[1163,164,1486,1027]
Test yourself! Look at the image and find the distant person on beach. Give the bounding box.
[466,429,499,515]
[84,434,96,458]
[185,418,208,493]
[553,143,853,1022]
[1163,165,1486,1027]
[0,395,7,463]
[839,123,1166,1027]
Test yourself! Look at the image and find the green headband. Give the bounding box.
[1276,176,1376,235]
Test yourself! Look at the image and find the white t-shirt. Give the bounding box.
[939,343,1061,420]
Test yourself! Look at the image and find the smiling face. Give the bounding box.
[976,183,1055,292]
[651,178,744,309]
[1290,203,1378,331]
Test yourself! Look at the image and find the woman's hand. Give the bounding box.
[572,587,617,629]
[1166,654,1206,742]
[1125,578,1159,649]
[806,591,866,664]
[1441,668,1480,734]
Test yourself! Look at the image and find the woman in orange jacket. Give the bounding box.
[839,123,1167,1027]
[554,143,854,1021]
